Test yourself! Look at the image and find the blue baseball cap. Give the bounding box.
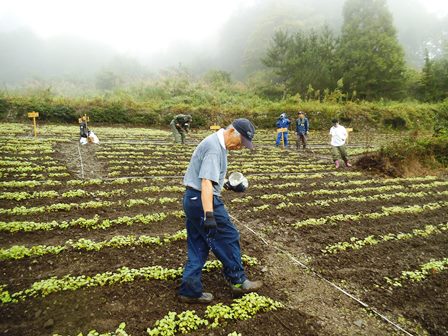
[232,118,255,149]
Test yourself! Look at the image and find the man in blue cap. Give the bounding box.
[178,118,263,303]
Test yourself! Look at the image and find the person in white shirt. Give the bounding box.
[329,119,352,168]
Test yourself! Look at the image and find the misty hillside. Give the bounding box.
[0,0,447,86]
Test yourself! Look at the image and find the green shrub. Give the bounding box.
[0,91,441,131]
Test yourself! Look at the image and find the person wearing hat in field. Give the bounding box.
[179,118,263,304]
[170,114,192,144]
[295,111,309,150]
[275,113,291,147]
[329,118,352,168]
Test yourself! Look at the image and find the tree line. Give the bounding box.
[262,0,448,102]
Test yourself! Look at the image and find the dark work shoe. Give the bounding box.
[231,279,263,295]
[178,292,214,304]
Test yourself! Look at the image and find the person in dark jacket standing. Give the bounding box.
[170,114,192,144]
[79,116,89,138]
[295,111,309,150]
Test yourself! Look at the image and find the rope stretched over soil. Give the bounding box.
[230,214,415,336]
[77,143,85,179]
[101,170,341,181]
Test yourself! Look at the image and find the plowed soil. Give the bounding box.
[1,139,447,336]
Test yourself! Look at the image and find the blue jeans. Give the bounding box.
[276,132,288,146]
[178,188,247,298]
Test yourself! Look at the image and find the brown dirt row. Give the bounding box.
[0,217,185,248]
[0,190,183,209]
[373,272,448,336]
[235,207,448,258]
[296,208,448,253]
[0,200,183,223]
[1,240,189,291]
[313,232,448,286]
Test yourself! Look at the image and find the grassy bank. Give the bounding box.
[0,87,445,131]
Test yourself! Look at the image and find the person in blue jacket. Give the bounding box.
[295,111,309,149]
[275,113,291,147]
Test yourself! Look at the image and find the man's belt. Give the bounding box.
[185,185,222,200]
[277,128,288,133]
[186,186,200,192]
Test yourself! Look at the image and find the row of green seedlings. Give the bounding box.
[6,176,431,212]
[0,164,67,173]
[96,148,313,162]
[0,169,70,180]
[244,190,447,213]
[0,255,258,304]
[66,293,279,336]
[147,293,283,335]
[108,152,315,167]
[292,201,448,228]
[0,158,64,168]
[96,150,189,159]
[0,123,28,134]
[107,170,181,177]
[229,164,330,174]
[0,229,187,261]
[254,179,446,198]
[384,257,448,288]
[106,162,331,177]
[0,170,364,198]
[0,171,356,198]
[250,171,437,187]
[0,154,62,176]
[322,222,448,254]
[7,170,362,191]
[0,210,184,233]
[250,171,363,181]
[0,144,54,154]
[1,189,123,202]
[0,185,184,202]
[0,148,54,155]
[1,154,54,163]
[55,322,242,336]
[34,125,168,137]
[98,144,186,151]
[0,176,176,189]
[107,159,189,167]
[8,173,428,203]
[0,172,69,180]
[248,175,439,191]
[2,171,440,203]
[0,157,67,178]
[264,189,448,212]
[106,159,320,172]
[243,185,448,212]
[0,195,179,216]
[3,168,417,196]
[0,174,408,202]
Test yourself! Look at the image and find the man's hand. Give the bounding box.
[204,211,217,230]
[223,181,232,191]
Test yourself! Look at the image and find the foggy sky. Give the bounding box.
[1,0,446,56]
[0,0,447,87]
